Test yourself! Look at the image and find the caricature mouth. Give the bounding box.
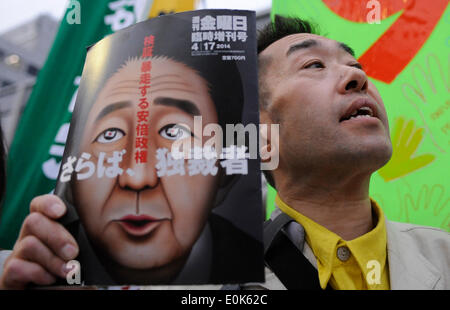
[116,215,167,237]
[339,98,378,123]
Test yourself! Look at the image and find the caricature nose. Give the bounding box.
[118,144,159,191]
[337,66,368,94]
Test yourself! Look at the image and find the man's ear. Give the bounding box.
[259,111,279,167]
[259,128,271,163]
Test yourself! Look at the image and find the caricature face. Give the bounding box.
[260,34,392,174]
[71,57,220,271]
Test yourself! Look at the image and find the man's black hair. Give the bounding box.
[257,15,318,189]
[257,15,319,54]
[257,15,320,111]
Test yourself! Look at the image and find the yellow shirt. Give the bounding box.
[276,195,390,290]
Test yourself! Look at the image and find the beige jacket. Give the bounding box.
[246,220,450,290]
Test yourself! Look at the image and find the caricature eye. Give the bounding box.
[95,128,125,143]
[304,61,324,69]
[159,124,192,140]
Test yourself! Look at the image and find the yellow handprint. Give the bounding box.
[378,117,435,182]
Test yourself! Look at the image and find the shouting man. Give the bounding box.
[256,16,449,290]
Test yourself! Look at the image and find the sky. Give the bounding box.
[0,0,272,34]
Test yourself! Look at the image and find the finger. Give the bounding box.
[398,120,414,150]
[405,127,423,155]
[391,117,404,147]
[19,212,78,262]
[1,258,56,289]
[15,235,68,279]
[409,154,436,171]
[29,194,67,219]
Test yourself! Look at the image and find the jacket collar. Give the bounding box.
[386,220,441,290]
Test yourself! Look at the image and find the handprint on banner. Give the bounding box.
[403,184,450,232]
[401,53,450,154]
[378,117,435,182]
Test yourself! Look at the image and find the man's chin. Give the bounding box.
[329,138,392,172]
[353,141,393,172]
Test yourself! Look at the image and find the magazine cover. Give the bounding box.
[54,9,264,285]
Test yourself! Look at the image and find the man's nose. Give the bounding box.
[118,143,159,191]
[337,65,368,94]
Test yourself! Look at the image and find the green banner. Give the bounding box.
[0,0,147,249]
[269,0,450,231]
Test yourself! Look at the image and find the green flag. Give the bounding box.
[268,0,449,231]
[0,0,151,248]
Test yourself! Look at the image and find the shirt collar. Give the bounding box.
[275,195,388,289]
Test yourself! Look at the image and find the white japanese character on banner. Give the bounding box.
[225,31,237,42]
[97,152,106,178]
[202,31,214,42]
[125,168,135,176]
[105,7,135,31]
[75,152,95,180]
[188,158,218,176]
[105,150,126,178]
[192,16,200,31]
[216,15,232,30]
[221,146,232,159]
[104,0,136,32]
[202,146,219,160]
[200,15,216,31]
[191,32,202,43]
[214,31,225,42]
[220,159,248,175]
[232,16,247,31]
[107,0,135,10]
[156,148,185,177]
[220,145,250,159]
[60,156,77,182]
[190,146,204,160]
[237,31,248,42]
[236,145,249,159]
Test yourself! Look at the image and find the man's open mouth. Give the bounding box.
[340,106,374,122]
[339,98,378,123]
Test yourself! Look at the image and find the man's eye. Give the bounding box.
[159,124,192,140]
[95,128,125,143]
[304,61,324,69]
